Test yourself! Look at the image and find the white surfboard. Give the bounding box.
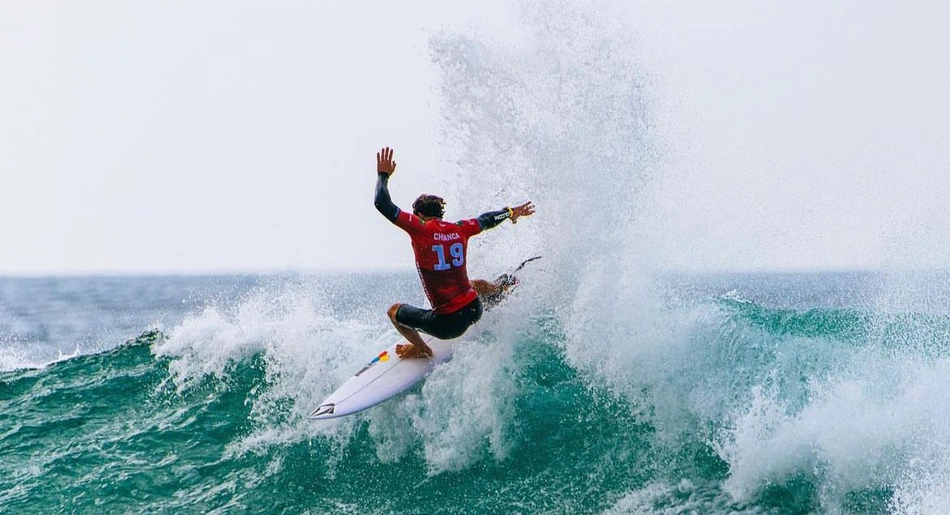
[309,256,540,420]
[308,335,454,419]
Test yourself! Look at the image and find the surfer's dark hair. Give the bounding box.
[413,194,445,219]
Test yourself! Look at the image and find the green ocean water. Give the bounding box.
[0,319,653,514]
[3,272,950,514]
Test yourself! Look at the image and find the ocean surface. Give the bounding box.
[3,270,950,514]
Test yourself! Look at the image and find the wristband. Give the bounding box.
[506,207,514,219]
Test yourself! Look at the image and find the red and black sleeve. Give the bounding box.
[373,173,399,223]
[476,208,512,231]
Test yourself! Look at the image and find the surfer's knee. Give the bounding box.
[471,279,493,297]
[387,303,402,321]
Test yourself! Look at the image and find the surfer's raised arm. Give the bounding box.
[374,146,399,222]
[476,201,536,231]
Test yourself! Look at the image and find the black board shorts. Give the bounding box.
[395,297,483,340]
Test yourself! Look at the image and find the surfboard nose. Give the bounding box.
[309,403,336,419]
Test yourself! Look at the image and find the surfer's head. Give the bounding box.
[412,194,445,219]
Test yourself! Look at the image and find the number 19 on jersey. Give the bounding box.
[432,243,464,271]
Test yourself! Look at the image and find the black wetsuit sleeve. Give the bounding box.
[374,173,399,222]
[476,208,512,231]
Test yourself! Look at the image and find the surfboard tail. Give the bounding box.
[483,256,541,311]
[513,255,542,273]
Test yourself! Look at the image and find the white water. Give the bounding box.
[147,3,950,512]
[424,3,950,513]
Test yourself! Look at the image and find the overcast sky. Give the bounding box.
[2,1,948,275]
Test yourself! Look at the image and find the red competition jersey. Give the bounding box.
[393,210,483,314]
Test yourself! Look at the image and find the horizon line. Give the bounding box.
[1,265,947,279]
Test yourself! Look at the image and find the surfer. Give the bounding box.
[373,147,535,359]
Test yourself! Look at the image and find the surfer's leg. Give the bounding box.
[440,296,483,338]
[387,303,433,359]
[471,279,501,297]
[473,275,519,309]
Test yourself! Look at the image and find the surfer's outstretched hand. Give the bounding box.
[377,147,397,176]
[396,343,432,359]
[510,201,535,224]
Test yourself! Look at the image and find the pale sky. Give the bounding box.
[2,1,948,275]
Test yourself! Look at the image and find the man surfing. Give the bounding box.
[373,147,535,359]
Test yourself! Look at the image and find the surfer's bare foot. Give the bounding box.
[494,273,518,290]
[396,343,432,359]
